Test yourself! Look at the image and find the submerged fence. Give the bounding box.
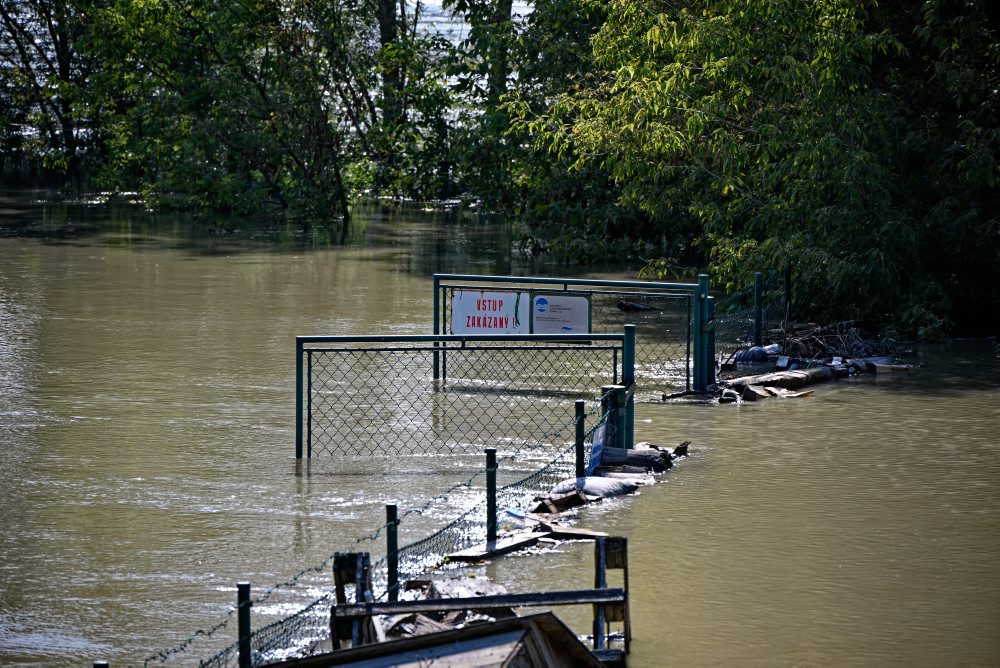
[148,390,620,668]
[433,273,714,395]
[713,272,785,369]
[140,272,788,667]
[296,332,634,465]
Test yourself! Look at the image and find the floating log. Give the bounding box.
[617,300,656,312]
[741,384,771,401]
[725,365,834,392]
[599,445,672,472]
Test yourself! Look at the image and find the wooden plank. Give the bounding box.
[537,521,609,540]
[332,588,627,619]
[445,532,542,562]
[741,384,770,401]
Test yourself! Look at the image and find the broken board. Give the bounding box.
[446,533,542,562]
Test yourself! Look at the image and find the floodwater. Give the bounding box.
[1,192,998,666]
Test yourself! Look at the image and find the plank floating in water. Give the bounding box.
[536,521,609,540]
[446,533,542,562]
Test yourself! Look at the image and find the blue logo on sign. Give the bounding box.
[561,325,573,331]
[536,297,549,313]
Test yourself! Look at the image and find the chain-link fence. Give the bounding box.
[296,334,626,468]
[435,275,700,397]
[174,399,612,668]
[712,271,785,379]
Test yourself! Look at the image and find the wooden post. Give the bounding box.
[593,537,607,650]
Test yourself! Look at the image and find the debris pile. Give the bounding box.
[716,321,912,404]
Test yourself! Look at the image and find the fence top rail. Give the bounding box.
[442,284,695,301]
[297,333,626,345]
[434,273,702,293]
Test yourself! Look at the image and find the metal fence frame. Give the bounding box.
[295,332,633,459]
[433,273,713,394]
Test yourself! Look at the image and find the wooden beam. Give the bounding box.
[331,588,626,619]
[446,532,542,562]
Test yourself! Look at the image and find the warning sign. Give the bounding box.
[532,294,591,334]
[451,290,529,334]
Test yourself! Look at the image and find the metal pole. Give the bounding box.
[706,296,716,387]
[433,276,440,380]
[614,385,628,448]
[237,582,252,668]
[695,274,710,391]
[784,263,792,320]
[600,385,616,447]
[686,297,692,392]
[295,338,303,459]
[486,448,497,544]
[593,537,607,650]
[691,280,703,392]
[753,271,763,346]
[386,504,399,602]
[306,352,313,458]
[623,325,635,449]
[575,400,586,478]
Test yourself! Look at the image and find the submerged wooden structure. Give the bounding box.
[265,612,607,667]
[260,536,632,667]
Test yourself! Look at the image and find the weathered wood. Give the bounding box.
[446,533,542,562]
[536,521,609,540]
[332,588,626,619]
[726,365,834,391]
[530,490,588,514]
[741,384,771,401]
[598,446,672,472]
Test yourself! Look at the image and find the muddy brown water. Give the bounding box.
[1,194,998,666]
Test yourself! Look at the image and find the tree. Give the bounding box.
[0,0,91,178]
[515,0,999,334]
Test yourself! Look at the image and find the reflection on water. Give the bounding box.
[1,192,999,666]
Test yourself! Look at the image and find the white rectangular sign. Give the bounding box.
[451,290,529,334]
[531,294,591,334]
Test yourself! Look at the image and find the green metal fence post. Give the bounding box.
[575,400,586,478]
[433,275,441,380]
[623,325,635,449]
[614,387,627,449]
[307,352,313,458]
[295,338,303,459]
[601,384,625,449]
[600,384,616,446]
[237,582,252,668]
[386,504,399,602]
[694,274,710,391]
[753,272,764,346]
[486,448,497,544]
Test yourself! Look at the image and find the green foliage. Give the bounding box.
[519,0,1000,335]
[0,0,92,176]
[4,0,997,334]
